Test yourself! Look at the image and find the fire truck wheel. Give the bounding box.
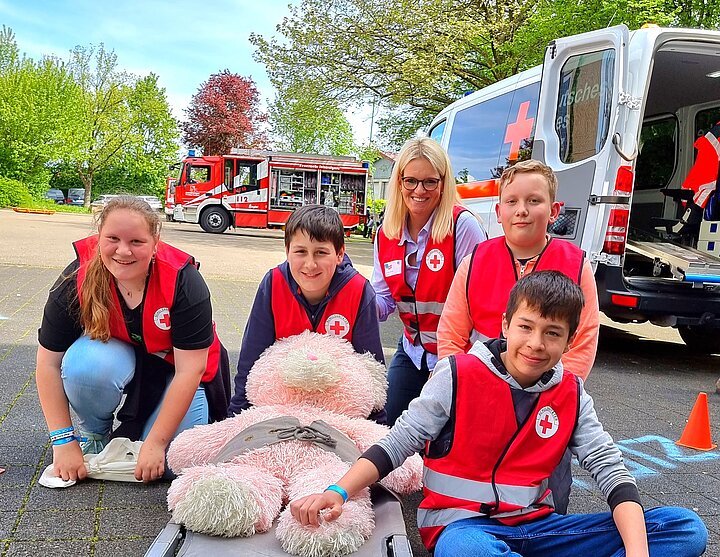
[678,324,720,355]
[200,207,230,233]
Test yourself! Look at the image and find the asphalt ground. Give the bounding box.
[0,209,719,556]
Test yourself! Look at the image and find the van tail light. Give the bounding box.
[603,207,629,255]
[613,165,634,195]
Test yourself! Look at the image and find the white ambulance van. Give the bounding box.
[429,24,720,352]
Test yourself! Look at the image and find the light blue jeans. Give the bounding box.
[60,335,209,440]
[433,507,707,557]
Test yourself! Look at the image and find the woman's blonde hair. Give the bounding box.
[80,195,161,341]
[382,136,461,242]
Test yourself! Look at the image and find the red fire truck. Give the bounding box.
[170,149,369,233]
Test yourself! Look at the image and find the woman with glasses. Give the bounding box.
[372,137,487,425]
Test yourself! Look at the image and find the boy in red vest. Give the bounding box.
[228,204,386,422]
[437,159,599,382]
[290,271,706,557]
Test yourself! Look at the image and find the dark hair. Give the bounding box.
[505,270,584,338]
[284,205,345,252]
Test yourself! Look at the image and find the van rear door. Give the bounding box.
[532,25,631,251]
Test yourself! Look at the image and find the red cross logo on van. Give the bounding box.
[325,314,350,338]
[535,406,559,439]
[153,307,171,330]
[425,249,445,272]
[504,101,535,161]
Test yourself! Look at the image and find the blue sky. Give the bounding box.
[0,0,372,144]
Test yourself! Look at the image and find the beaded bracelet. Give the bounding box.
[325,484,349,503]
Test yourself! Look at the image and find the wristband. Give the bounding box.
[325,484,349,503]
[49,426,74,438]
[51,436,78,446]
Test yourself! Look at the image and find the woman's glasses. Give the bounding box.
[401,177,441,191]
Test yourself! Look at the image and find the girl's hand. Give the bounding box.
[52,441,88,481]
[290,491,345,526]
[135,439,165,482]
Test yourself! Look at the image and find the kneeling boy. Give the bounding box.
[228,204,386,423]
[291,271,707,556]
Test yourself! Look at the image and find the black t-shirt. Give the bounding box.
[38,260,214,353]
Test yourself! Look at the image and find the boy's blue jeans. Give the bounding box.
[434,507,707,557]
[60,335,209,440]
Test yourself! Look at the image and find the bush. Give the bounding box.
[0,177,33,207]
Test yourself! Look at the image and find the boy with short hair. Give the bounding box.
[290,271,707,557]
[227,204,386,422]
[437,159,600,382]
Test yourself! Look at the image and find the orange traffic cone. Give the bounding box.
[676,392,716,451]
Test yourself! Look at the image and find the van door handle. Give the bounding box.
[612,133,638,161]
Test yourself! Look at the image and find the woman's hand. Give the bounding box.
[52,441,88,481]
[135,439,166,482]
[290,491,345,526]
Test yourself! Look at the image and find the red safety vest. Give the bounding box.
[681,121,720,208]
[418,353,580,549]
[270,266,365,341]
[74,236,220,382]
[467,237,583,344]
[376,205,466,354]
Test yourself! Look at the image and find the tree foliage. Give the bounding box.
[182,70,268,155]
[0,29,179,206]
[269,83,354,155]
[252,0,720,148]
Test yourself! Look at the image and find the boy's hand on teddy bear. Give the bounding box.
[290,491,345,527]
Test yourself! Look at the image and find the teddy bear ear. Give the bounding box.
[361,352,388,411]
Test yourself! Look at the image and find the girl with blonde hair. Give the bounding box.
[372,137,486,424]
[36,196,230,483]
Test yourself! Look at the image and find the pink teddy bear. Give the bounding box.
[166,331,423,557]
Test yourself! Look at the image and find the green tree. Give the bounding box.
[269,83,354,155]
[67,44,178,206]
[252,0,720,148]
[0,27,82,194]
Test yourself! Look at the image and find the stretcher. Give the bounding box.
[144,483,414,557]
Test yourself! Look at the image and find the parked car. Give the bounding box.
[66,187,85,206]
[90,194,120,212]
[44,188,65,204]
[137,195,163,211]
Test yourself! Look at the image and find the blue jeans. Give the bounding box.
[434,507,707,557]
[385,337,431,426]
[61,335,209,440]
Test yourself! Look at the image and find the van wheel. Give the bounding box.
[677,325,720,355]
[200,207,230,233]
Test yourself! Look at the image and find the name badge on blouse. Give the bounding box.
[384,259,402,277]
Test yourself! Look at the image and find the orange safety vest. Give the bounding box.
[74,236,221,382]
[418,353,580,549]
[376,205,466,354]
[681,122,720,209]
[467,237,583,345]
[270,266,365,341]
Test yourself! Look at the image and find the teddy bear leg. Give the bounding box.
[276,461,375,557]
[168,463,284,537]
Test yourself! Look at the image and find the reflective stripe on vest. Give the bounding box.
[422,467,545,507]
[376,205,466,354]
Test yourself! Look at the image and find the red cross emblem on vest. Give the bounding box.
[535,406,559,439]
[324,313,350,338]
[425,248,445,272]
[153,307,171,331]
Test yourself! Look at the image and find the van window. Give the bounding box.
[694,107,720,145]
[446,82,539,183]
[429,120,446,143]
[556,50,615,163]
[635,117,677,191]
